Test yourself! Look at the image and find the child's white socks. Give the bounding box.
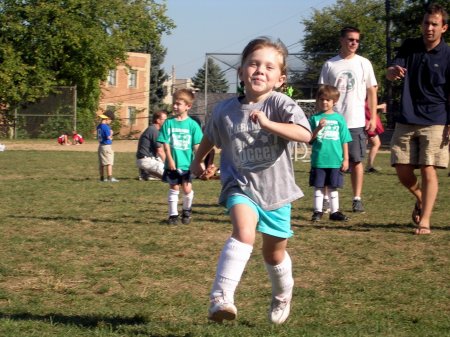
[168,189,179,216]
[265,252,294,301]
[210,237,253,302]
[329,188,339,213]
[183,190,194,210]
[313,187,325,212]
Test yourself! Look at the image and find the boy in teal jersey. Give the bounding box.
[309,85,352,222]
[157,89,203,225]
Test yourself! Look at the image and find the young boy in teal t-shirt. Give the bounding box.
[309,85,352,222]
[157,89,203,225]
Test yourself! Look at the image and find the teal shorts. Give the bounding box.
[226,194,293,239]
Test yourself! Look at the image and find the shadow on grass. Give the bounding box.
[293,221,450,233]
[7,214,151,226]
[0,312,146,329]
[0,312,195,336]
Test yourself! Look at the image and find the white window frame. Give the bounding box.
[128,70,137,88]
[127,106,137,125]
[107,70,117,86]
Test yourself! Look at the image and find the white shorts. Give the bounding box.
[136,157,164,176]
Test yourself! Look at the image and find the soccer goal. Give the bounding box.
[292,99,315,162]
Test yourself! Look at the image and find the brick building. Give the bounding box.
[98,52,151,138]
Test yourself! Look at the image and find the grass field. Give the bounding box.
[0,146,449,337]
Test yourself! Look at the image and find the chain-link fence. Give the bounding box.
[10,86,77,139]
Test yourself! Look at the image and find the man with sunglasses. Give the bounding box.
[319,26,378,214]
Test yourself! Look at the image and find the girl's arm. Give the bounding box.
[190,136,215,177]
[249,110,311,143]
[310,118,326,142]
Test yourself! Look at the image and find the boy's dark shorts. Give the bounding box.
[162,169,193,185]
[309,168,344,188]
[349,127,366,163]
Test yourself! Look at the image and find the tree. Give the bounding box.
[389,0,450,46]
[0,0,175,136]
[191,58,229,93]
[299,0,450,102]
[139,42,170,115]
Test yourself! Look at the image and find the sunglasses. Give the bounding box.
[347,38,360,43]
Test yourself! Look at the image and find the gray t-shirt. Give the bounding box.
[136,124,161,159]
[205,91,311,210]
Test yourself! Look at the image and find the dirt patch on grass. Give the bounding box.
[0,139,138,153]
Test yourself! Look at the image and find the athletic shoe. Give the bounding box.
[365,167,380,173]
[311,211,323,222]
[352,199,365,213]
[269,295,292,325]
[329,211,349,221]
[167,215,179,225]
[208,293,237,323]
[181,209,192,225]
[322,199,330,213]
[108,177,119,182]
[100,178,107,182]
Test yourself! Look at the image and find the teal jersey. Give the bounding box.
[157,116,203,170]
[309,112,352,168]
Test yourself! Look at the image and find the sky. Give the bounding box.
[161,0,338,81]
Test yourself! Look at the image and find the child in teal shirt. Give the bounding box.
[309,85,352,221]
[157,89,203,225]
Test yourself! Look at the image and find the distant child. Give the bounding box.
[57,132,71,145]
[72,130,84,145]
[96,112,118,182]
[157,89,203,225]
[309,85,352,222]
[365,102,385,173]
[190,37,312,324]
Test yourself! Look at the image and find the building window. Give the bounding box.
[128,106,137,125]
[128,70,137,88]
[107,70,117,86]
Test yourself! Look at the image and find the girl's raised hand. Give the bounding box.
[249,110,269,127]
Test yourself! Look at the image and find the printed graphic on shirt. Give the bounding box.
[224,116,283,171]
[317,119,341,141]
[169,128,192,151]
[336,70,356,93]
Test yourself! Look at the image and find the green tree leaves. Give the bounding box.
[0,0,174,135]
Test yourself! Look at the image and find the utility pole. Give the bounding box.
[385,0,394,128]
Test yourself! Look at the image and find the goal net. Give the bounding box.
[292,99,316,162]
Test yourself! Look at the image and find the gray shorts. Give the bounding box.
[348,127,366,163]
[390,123,449,168]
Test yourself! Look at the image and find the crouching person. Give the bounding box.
[136,110,168,180]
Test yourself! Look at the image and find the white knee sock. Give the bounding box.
[265,252,294,301]
[329,188,339,213]
[168,189,179,216]
[182,190,194,210]
[313,187,325,212]
[211,237,253,303]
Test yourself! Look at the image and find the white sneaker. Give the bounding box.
[208,294,237,323]
[108,177,119,182]
[269,296,292,325]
